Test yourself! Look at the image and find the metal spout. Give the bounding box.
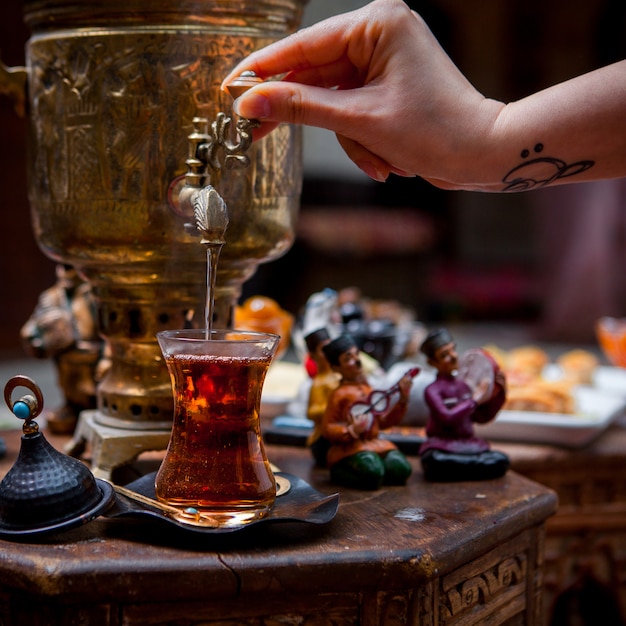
[193,186,229,246]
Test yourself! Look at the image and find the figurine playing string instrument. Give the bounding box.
[321,334,417,490]
[418,328,510,482]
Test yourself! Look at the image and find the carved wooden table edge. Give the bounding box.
[498,424,626,623]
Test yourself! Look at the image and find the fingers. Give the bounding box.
[230,78,395,179]
[336,136,417,182]
[233,80,419,181]
[284,59,365,90]
[232,78,417,182]
[221,10,357,88]
[249,121,281,142]
[222,0,413,89]
[233,81,358,133]
[335,134,391,182]
[236,83,416,181]
[220,0,486,187]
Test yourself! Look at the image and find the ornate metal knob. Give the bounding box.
[4,375,44,435]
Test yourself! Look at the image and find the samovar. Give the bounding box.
[2,0,305,475]
[4,0,306,476]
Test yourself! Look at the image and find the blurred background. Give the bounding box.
[1,0,626,359]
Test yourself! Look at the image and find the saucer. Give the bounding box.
[105,472,340,534]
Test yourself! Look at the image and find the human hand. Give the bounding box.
[224,0,626,189]
[472,378,491,404]
[494,369,507,393]
[222,0,502,188]
[398,373,413,400]
[348,412,373,437]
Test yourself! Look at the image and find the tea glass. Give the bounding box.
[155,329,279,527]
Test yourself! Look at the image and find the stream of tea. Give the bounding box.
[204,243,222,338]
[193,183,229,338]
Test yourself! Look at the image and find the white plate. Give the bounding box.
[261,361,308,421]
[475,385,626,448]
[592,365,626,396]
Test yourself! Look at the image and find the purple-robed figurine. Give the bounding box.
[418,328,510,482]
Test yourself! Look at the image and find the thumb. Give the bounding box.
[233,81,352,135]
[233,82,396,182]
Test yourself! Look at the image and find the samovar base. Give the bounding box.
[65,411,170,480]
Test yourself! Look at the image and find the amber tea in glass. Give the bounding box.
[155,329,279,526]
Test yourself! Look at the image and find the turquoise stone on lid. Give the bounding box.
[11,401,31,420]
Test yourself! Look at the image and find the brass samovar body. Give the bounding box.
[22,0,305,430]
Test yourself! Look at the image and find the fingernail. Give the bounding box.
[390,167,416,178]
[359,162,388,183]
[233,93,271,119]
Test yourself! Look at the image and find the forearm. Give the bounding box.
[377,392,410,429]
[448,61,626,192]
[224,0,626,190]
[323,420,354,443]
[425,395,476,427]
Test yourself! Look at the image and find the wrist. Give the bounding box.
[447,97,508,191]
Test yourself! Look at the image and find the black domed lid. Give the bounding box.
[0,376,114,536]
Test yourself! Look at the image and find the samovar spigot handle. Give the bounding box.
[179,71,263,220]
[223,70,264,100]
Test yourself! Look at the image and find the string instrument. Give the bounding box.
[348,367,420,429]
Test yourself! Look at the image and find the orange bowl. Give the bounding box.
[234,296,293,360]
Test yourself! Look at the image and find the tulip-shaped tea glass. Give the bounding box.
[155,329,279,526]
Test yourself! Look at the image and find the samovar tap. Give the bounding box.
[179,72,263,220]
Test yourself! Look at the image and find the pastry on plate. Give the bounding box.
[557,349,599,385]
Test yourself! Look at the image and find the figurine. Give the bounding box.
[297,286,424,371]
[418,329,510,482]
[300,288,342,340]
[321,334,414,490]
[20,264,109,434]
[303,328,340,467]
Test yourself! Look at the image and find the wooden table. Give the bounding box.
[263,410,626,623]
[0,429,557,626]
[498,424,626,624]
